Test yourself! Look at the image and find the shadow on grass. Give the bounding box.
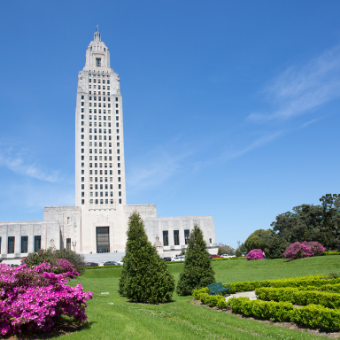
[4,320,97,340]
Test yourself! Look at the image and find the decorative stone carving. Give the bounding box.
[154,235,162,248]
[96,214,108,223]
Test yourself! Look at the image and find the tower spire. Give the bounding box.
[94,25,101,41]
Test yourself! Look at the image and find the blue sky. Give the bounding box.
[1,0,340,248]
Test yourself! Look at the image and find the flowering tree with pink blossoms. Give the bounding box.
[246,249,264,260]
[283,241,326,261]
[0,261,92,336]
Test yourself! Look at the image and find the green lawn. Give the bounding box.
[62,256,340,340]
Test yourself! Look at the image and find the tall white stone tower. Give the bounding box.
[74,29,127,253]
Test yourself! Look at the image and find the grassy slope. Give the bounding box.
[64,257,340,340]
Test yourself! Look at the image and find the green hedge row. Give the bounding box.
[301,283,340,293]
[226,275,340,294]
[85,265,122,270]
[193,274,339,296]
[192,290,340,331]
[255,287,340,309]
[323,251,340,255]
[228,297,340,331]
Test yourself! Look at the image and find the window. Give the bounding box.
[116,97,118,102]
[34,236,41,252]
[96,58,101,67]
[209,238,212,244]
[119,199,122,204]
[0,237,1,253]
[8,237,15,254]
[163,231,169,246]
[21,236,28,253]
[184,230,190,245]
[174,230,180,245]
[66,238,71,251]
[81,199,85,204]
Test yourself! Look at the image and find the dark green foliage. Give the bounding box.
[270,194,340,249]
[176,225,215,296]
[244,229,287,258]
[244,229,272,252]
[23,248,86,274]
[118,212,175,303]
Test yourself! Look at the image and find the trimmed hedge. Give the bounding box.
[255,287,340,309]
[323,251,340,255]
[228,297,340,331]
[301,283,340,293]
[229,297,293,322]
[85,265,122,270]
[224,275,340,294]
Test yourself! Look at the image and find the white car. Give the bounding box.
[172,256,185,261]
[98,262,105,266]
[116,261,123,265]
[221,254,232,258]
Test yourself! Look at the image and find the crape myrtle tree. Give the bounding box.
[176,225,215,296]
[119,211,175,303]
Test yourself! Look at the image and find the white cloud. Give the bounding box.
[248,45,340,122]
[0,148,60,183]
[216,130,285,163]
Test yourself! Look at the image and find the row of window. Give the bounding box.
[88,79,110,84]
[87,156,115,161]
[162,230,212,246]
[163,230,190,246]
[85,199,122,204]
[81,110,117,116]
[83,102,112,108]
[85,192,114,197]
[1,236,41,254]
[88,85,110,90]
[87,122,113,127]
[87,128,115,133]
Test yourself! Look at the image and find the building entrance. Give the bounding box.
[96,227,110,253]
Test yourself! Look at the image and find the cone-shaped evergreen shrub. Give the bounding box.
[119,211,175,303]
[176,225,215,296]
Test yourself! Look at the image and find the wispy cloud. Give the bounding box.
[221,131,285,162]
[0,147,60,183]
[248,45,340,122]
[126,142,193,192]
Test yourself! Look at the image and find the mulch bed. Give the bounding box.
[192,299,340,339]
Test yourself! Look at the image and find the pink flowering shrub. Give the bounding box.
[0,262,92,336]
[283,241,326,261]
[246,249,264,261]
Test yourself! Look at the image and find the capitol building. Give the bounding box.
[0,30,217,263]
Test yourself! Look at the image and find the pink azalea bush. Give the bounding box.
[0,261,92,336]
[246,249,264,261]
[283,241,326,261]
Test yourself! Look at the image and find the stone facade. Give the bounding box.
[0,30,218,261]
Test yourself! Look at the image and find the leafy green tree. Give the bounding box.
[319,194,340,249]
[244,229,287,258]
[271,205,323,243]
[23,248,86,274]
[176,225,215,296]
[217,243,235,255]
[244,229,272,252]
[119,211,175,303]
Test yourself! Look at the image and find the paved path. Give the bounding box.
[225,290,257,302]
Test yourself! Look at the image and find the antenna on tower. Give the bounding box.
[96,24,99,32]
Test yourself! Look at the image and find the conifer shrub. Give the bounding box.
[176,225,215,296]
[118,211,175,303]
